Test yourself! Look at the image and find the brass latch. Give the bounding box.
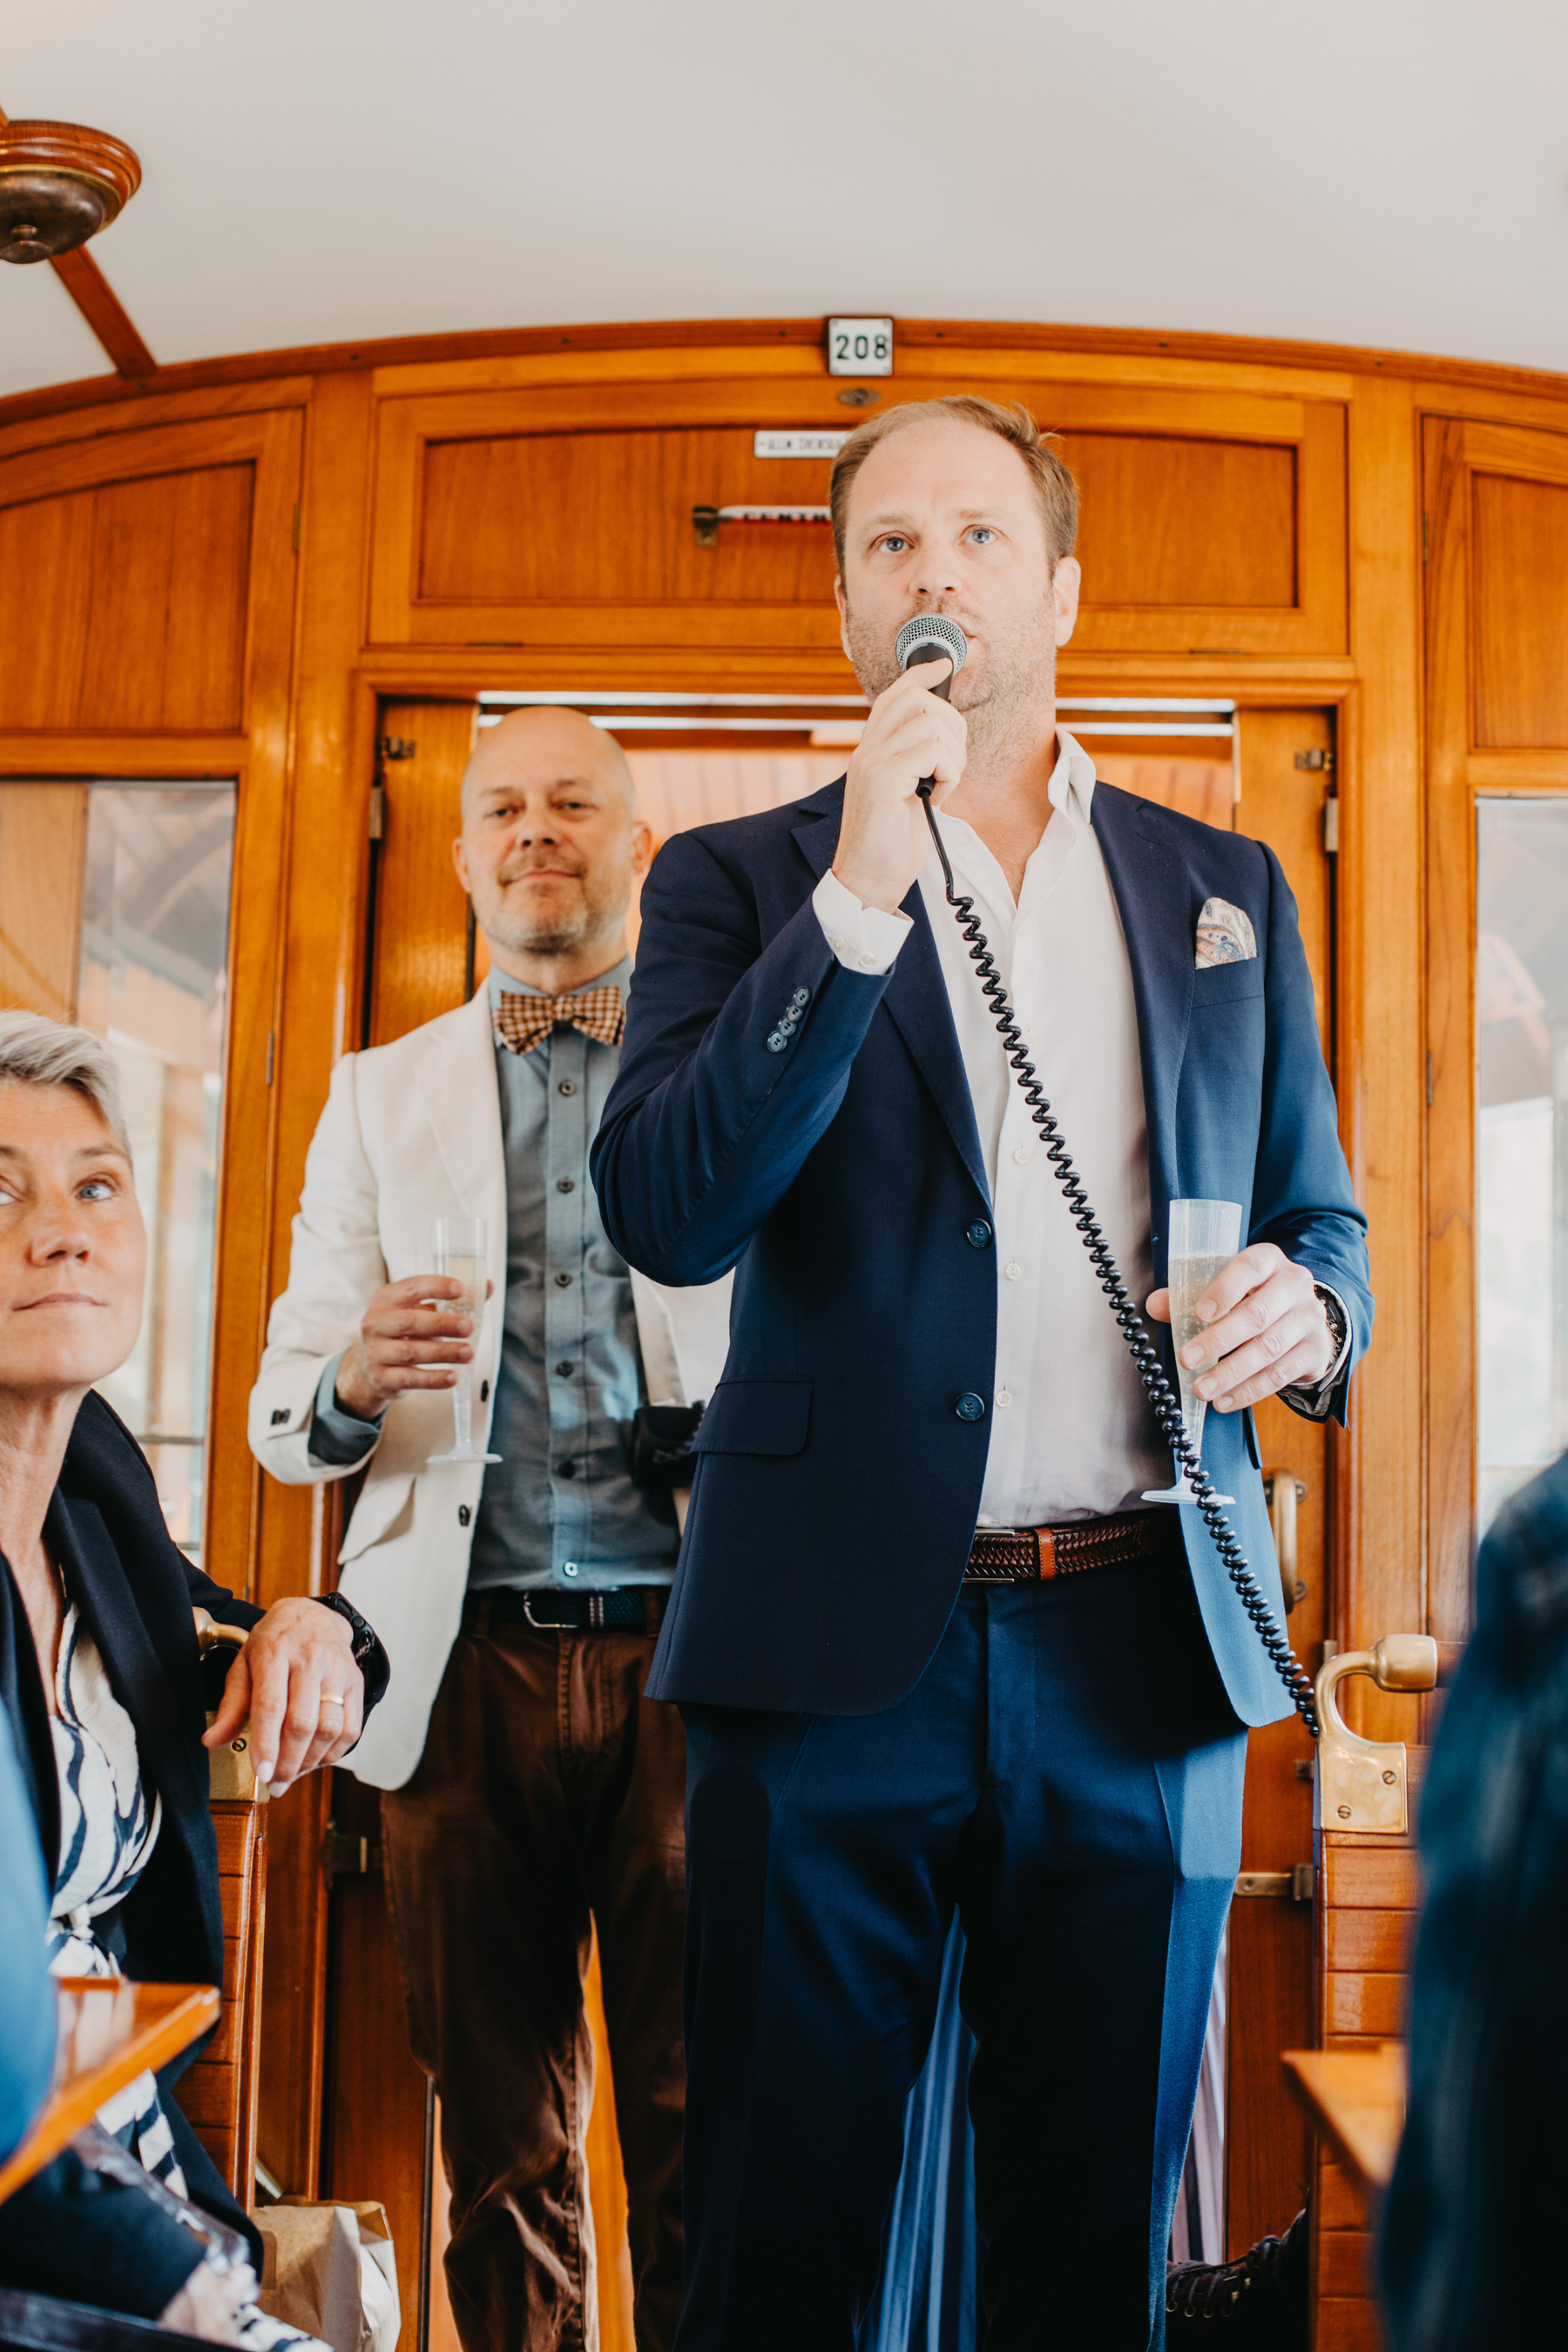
[1262,1467,1308,1611]
[1234,1865,1315,1901]
[1315,1634,1438,1834]
[322,1827,384,1889]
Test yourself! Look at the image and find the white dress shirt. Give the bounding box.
[814,730,1173,1521]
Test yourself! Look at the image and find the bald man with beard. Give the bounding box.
[251,710,713,2351]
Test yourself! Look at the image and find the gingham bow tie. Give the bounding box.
[492,986,625,1057]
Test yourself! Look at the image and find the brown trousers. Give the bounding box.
[382,1598,685,2352]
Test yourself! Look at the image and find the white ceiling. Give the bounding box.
[3,0,1566,402]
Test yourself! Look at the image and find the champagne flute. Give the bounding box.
[1142,1198,1240,1505]
[425,1216,502,1466]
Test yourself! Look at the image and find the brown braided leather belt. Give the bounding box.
[964,1509,1184,1585]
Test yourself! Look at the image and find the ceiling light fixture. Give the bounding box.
[0,117,140,266]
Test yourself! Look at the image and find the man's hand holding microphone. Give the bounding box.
[831,653,965,916]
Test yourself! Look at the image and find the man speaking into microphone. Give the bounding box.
[591,396,1371,2348]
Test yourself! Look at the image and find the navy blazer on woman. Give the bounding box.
[593,777,1371,1727]
[0,1391,269,2295]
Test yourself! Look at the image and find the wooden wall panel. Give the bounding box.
[0,463,253,733]
[0,781,89,1017]
[1064,433,1295,606]
[370,377,1346,659]
[367,701,479,1047]
[1471,471,1568,748]
[1423,413,1568,1647]
[419,429,838,608]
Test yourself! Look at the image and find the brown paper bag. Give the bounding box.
[259,2199,400,2352]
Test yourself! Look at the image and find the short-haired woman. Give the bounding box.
[0,1012,388,2339]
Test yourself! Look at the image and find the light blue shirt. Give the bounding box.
[309,959,675,1590]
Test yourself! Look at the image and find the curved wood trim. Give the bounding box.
[6,310,1568,439]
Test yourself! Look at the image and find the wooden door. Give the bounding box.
[1084,707,1337,2266]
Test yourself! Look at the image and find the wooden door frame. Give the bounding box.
[0,402,305,1600]
[1422,410,1568,1647]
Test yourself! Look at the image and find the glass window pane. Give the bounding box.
[1477,800,1568,1533]
[74,785,236,1564]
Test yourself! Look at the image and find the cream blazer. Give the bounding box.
[247,985,733,1790]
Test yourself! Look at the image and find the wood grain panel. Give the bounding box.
[1471,472,1568,748]
[370,380,1345,658]
[419,429,837,608]
[1222,706,1334,2259]
[1324,1973,1408,2037]
[324,1789,429,2342]
[0,782,88,1018]
[1318,2158,1368,2231]
[368,700,478,1046]
[1321,1843,1423,1909]
[0,464,253,732]
[1423,413,1568,1643]
[1324,1908,1417,1973]
[176,1798,267,2200]
[1319,2232,1379,2300]
[1064,434,1295,605]
[1317,2298,1383,2352]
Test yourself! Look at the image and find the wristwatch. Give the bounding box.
[1314,1282,1349,1372]
[310,1591,390,1711]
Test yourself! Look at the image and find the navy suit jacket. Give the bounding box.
[592,777,1371,1727]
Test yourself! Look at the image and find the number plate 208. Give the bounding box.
[826,318,894,376]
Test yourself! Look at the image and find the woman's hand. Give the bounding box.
[159,2257,255,2342]
[203,1596,364,1794]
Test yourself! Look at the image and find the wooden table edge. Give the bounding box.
[0,1982,221,2205]
[1281,2044,1405,2193]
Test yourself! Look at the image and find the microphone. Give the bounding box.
[894,613,968,800]
[895,612,968,700]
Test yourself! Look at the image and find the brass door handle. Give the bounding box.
[1315,1633,1437,1834]
[193,1609,266,1802]
[192,1605,248,1654]
[1261,1467,1308,1611]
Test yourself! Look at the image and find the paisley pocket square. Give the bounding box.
[1195,897,1257,968]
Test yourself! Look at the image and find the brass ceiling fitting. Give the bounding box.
[0,119,141,265]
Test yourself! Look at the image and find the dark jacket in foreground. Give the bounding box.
[592,776,1372,1724]
[1381,1451,1568,2352]
[0,1390,382,2308]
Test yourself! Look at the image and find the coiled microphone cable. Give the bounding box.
[893,614,1319,1735]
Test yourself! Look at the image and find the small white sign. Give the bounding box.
[827,317,894,377]
[754,429,850,459]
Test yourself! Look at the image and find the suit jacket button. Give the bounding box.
[955,1393,987,1422]
[458,1505,472,1527]
[766,1031,787,1053]
[270,1408,289,1426]
[965,1221,994,1249]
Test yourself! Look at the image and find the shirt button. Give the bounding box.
[996,1389,1013,1409]
[828,935,845,953]
[557,1178,574,1193]
[555,1271,572,1287]
[480,1379,490,1401]
[559,1080,576,1096]
[965,1221,993,1249]
[558,1461,578,1479]
[1004,1262,1022,1281]
[458,1505,471,1527]
[555,1361,574,1378]
[955,1393,987,1423]
[1012,1145,1031,1166]
[857,951,879,971]
[562,1561,579,1578]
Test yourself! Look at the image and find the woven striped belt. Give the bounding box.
[963,1510,1183,1585]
